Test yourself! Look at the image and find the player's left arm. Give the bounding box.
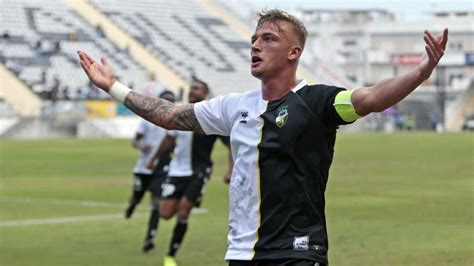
[351,29,448,117]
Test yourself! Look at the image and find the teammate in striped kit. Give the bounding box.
[79,8,448,266]
[147,79,232,266]
[124,90,175,253]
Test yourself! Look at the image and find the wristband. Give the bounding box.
[109,81,131,103]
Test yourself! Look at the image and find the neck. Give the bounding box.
[260,73,298,101]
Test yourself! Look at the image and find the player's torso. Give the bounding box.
[226,88,332,262]
[134,121,167,175]
[168,131,218,177]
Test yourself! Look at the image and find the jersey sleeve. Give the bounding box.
[194,94,238,136]
[299,85,358,126]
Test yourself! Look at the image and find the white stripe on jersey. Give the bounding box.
[167,130,193,177]
[195,89,269,260]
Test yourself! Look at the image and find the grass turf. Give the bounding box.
[0,133,472,265]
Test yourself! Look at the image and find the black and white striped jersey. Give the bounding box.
[167,130,230,177]
[194,80,355,264]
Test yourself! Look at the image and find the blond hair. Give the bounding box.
[256,9,308,49]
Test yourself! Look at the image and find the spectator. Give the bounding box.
[62,86,71,100]
[54,41,61,54]
[2,31,10,40]
[95,24,106,38]
[430,112,439,130]
[395,112,406,130]
[50,77,61,102]
[68,32,77,41]
[38,39,55,55]
[405,112,415,131]
[41,70,47,84]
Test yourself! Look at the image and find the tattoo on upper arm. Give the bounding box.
[173,104,203,132]
[124,91,203,133]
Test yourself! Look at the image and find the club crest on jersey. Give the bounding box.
[275,105,288,128]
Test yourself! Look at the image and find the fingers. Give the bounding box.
[77,51,95,77]
[425,44,436,62]
[100,57,109,67]
[79,60,89,73]
[439,28,448,50]
[77,51,95,66]
[424,30,444,62]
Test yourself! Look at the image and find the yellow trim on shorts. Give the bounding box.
[333,89,361,122]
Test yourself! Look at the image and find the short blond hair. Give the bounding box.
[256,9,308,49]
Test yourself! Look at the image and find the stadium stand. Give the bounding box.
[0,64,43,116]
[89,0,260,94]
[1,1,471,137]
[0,0,149,101]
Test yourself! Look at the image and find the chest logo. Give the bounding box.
[239,111,248,123]
[275,105,288,128]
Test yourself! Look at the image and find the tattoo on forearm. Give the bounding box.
[124,91,203,133]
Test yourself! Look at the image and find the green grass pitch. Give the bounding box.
[0,133,472,265]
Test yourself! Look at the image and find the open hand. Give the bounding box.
[420,28,448,79]
[77,51,116,91]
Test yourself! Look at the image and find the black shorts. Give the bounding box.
[228,259,326,266]
[133,172,167,196]
[160,171,210,206]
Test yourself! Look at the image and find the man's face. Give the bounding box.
[188,81,208,103]
[250,21,295,79]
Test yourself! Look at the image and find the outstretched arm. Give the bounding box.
[77,51,203,133]
[352,29,448,116]
[125,92,202,132]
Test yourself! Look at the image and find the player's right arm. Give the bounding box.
[77,51,203,133]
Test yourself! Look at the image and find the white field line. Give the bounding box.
[0,213,138,227]
[0,196,124,208]
[0,196,208,227]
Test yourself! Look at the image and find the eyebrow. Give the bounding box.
[251,32,279,43]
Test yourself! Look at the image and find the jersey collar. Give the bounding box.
[291,79,307,93]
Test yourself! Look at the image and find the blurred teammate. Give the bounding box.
[79,8,448,266]
[147,78,232,266]
[125,90,175,253]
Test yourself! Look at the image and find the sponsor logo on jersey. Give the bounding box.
[293,236,309,250]
[239,111,248,123]
[276,105,288,128]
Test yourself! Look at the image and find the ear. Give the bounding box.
[288,46,302,61]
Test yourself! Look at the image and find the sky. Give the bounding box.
[241,0,474,20]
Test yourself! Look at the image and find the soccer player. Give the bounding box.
[147,78,232,266]
[124,90,175,253]
[78,9,448,266]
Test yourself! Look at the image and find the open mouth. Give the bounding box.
[251,56,262,67]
